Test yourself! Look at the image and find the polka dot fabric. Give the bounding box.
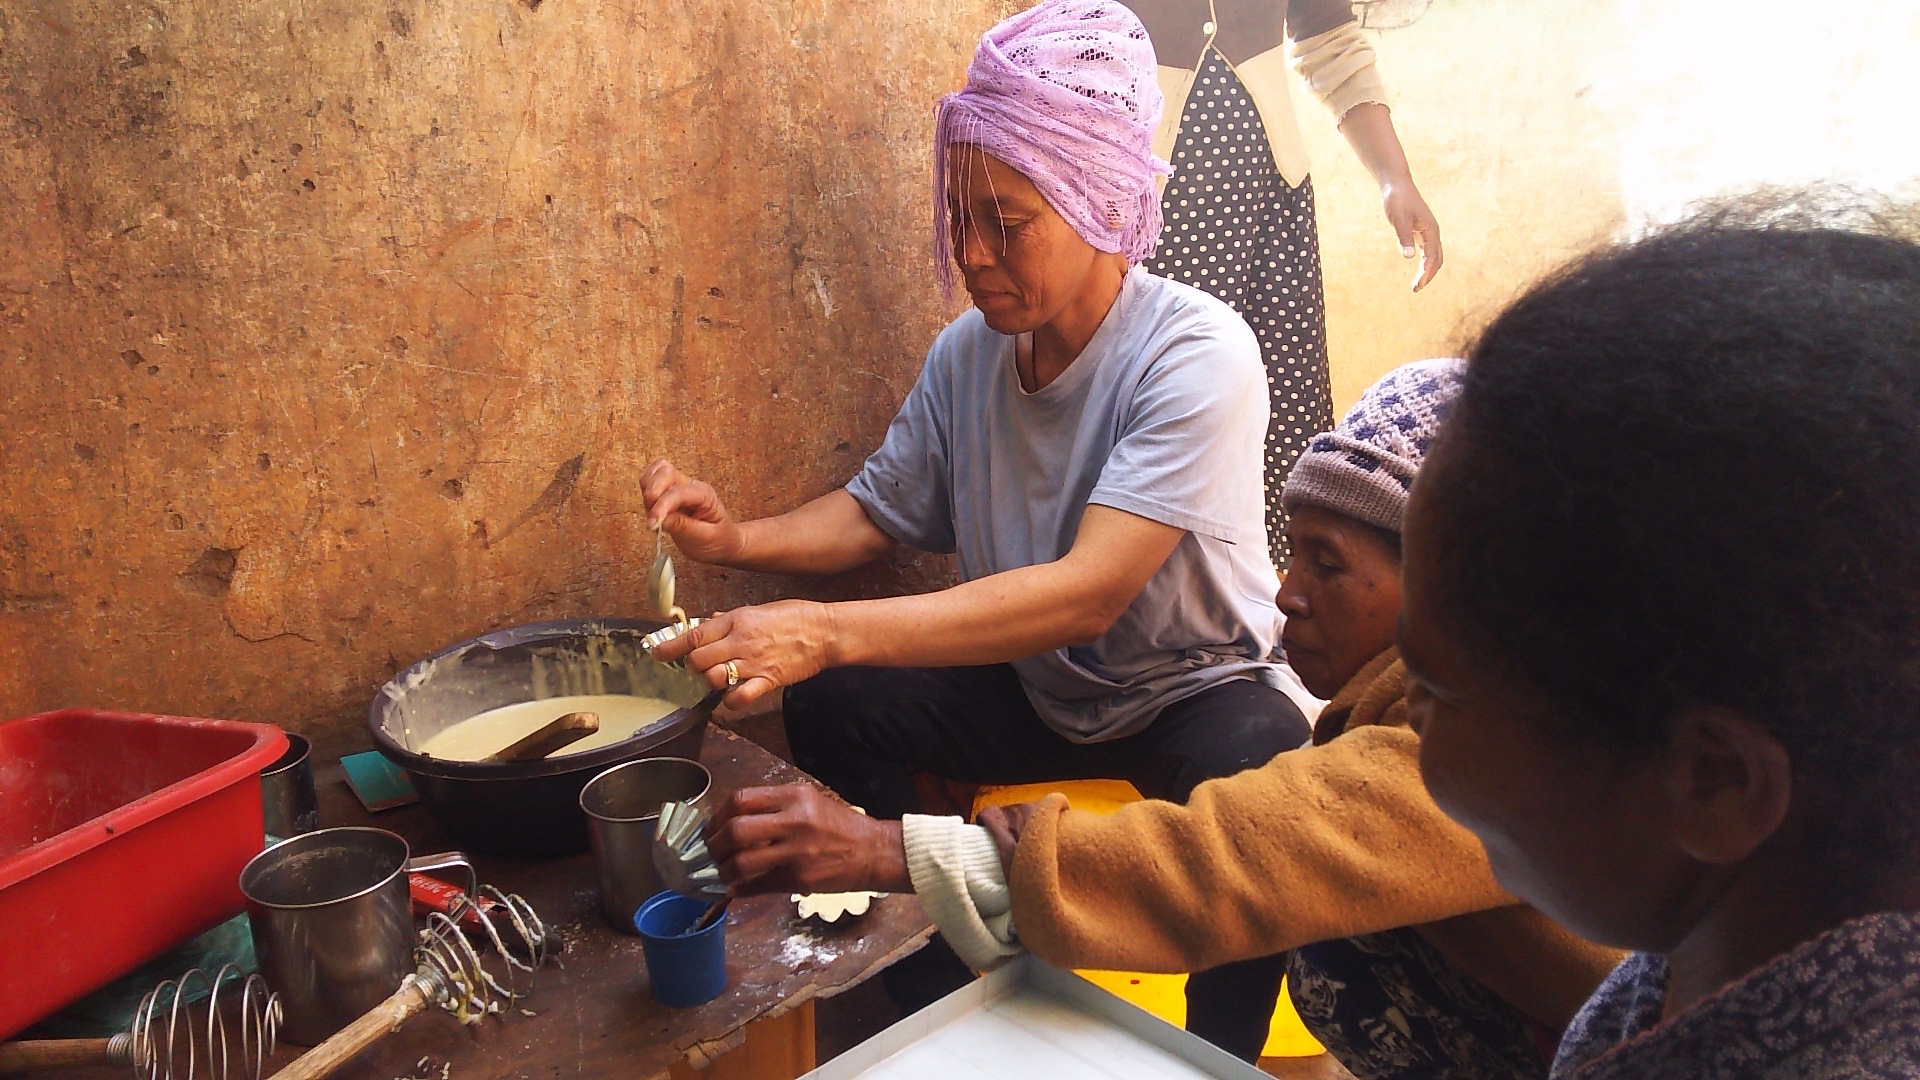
[1145,49,1334,567]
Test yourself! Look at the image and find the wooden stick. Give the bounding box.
[690,898,730,933]
[266,977,434,1080]
[0,1037,124,1072]
[485,711,600,762]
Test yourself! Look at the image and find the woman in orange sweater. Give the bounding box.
[706,360,1619,1077]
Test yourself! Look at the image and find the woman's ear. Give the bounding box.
[1661,707,1793,866]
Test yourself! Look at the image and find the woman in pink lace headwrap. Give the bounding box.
[643,0,1313,1052]
[930,0,1171,298]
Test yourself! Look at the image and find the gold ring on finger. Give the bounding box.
[724,660,742,689]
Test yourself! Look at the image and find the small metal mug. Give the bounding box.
[579,757,711,934]
[240,826,473,1045]
[260,732,319,841]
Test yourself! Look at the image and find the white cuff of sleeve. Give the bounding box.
[902,814,1024,972]
[1292,22,1391,119]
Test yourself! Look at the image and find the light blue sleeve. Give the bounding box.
[844,343,959,555]
[1087,313,1267,546]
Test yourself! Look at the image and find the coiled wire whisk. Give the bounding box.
[129,964,281,1080]
[265,887,549,1080]
[416,885,549,1024]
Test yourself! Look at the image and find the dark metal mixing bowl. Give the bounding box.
[368,618,721,857]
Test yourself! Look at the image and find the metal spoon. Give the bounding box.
[648,526,687,628]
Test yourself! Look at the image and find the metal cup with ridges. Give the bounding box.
[651,800,727,899]
[638,618,703,658]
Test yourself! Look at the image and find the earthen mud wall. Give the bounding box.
[1,0,1012,757]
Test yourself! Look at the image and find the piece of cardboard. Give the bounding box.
[803,956,1273,1079]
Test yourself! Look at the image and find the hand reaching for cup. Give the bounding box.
[705,785,912,896]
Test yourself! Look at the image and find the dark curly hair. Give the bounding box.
[1426,193,1920,888]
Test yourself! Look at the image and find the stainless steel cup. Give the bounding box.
[580,757,711,934]
[239,826,473,1045]
[260,732,319,841]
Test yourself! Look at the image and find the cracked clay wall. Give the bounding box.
[0,0,1014,759]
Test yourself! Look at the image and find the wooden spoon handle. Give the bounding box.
[690,898,730,933]
[267,978,434,1080]
[0,1037,126,1072]
[485,711,600,762]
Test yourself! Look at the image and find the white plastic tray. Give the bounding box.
[803,956,1274,1079]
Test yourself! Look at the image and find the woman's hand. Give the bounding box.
[649,600,836,710]
[1382,181,1444,292]
[705,785,912,896]
[1337,102,1445,293]
[641,459,746,565]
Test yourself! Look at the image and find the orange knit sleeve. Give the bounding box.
[1008,724,1515,972]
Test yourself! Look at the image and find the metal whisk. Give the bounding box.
[131,960,280,1076]
[0,965,280,1080]
[266,886,548,1080]
[414,886,549,1025]
[131,966,281,1080]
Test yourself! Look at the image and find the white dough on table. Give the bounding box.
[793,891,881,923]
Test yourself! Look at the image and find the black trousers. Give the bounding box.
[785,663,1312,1061]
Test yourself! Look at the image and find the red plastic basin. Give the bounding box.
[0,709,287,1040]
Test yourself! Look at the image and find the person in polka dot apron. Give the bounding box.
[1128,0,1443,568]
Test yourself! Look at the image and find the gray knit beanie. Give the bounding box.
[1281,358,1465,534]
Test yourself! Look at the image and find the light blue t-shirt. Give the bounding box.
[846,268,1294,742]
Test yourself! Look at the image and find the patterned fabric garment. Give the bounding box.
[1290,928,1556,1080]
[1145,48,1334,566]
[1552,911,1920,1079]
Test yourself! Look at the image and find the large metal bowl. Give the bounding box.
[368,618,721,857]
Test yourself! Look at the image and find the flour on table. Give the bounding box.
[778,927,842,967]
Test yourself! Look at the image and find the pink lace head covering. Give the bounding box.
[934,0,1170,295]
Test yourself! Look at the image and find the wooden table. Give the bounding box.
[56,727,932,1080]
[339,726,933,1080]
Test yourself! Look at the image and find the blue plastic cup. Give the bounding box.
[635,890,728,1006]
